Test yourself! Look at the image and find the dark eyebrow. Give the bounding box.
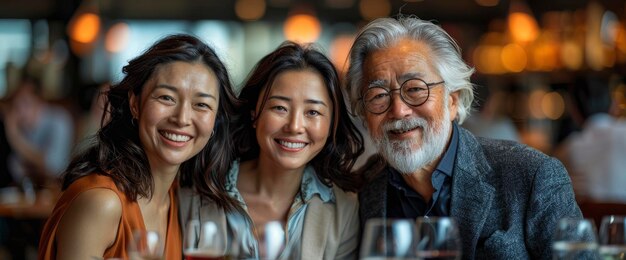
[305,99,328,107]
[155,84,217,100]
[268,95,328,107]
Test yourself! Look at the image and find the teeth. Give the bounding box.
[162,131,191,142]
[278,140,306,149]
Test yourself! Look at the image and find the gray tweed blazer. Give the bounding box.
[358,127,583,259]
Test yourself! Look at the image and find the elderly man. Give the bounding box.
[345,16,583,259]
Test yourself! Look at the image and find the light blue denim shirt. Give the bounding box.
[224,160,335,259]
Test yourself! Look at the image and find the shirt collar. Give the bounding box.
[225,161,336,206]
[301,165,335,203]
[388,121,459,192]
[436,121,459,177]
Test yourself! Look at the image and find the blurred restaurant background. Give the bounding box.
[0,0,625,259]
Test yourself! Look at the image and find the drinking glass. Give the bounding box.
[259,221,286,260]
[128,230,164,260]
[552,218,600,260]
[183,220,229,260]
[599,215,626,260]
[415,217,462,260]
[359,218,418,259]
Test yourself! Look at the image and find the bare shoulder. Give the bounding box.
[56,188,123,259]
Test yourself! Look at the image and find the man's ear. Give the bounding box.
[448,90,460,120]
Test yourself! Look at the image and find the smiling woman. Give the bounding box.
[130,61,220,171]
[37,34,238,260]
[179,41,365,259]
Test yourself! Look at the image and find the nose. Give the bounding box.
[171,102,192,126]
[284,111,305,134]
[388,91,412,119]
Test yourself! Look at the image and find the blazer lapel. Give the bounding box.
[301,197,332,259]
[358,154,388,224]
[450,128,495,258]
[360,171,387,222]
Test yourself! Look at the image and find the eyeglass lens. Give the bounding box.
[363,78,431,114]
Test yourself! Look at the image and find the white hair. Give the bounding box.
[345,16,475,123]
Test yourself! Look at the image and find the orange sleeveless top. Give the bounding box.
[38,174,182,260]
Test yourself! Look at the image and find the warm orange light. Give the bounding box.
[105,22,130,53]
[541,91,565,120]
[528,89,546,119]
[70,13,100,44]
[283,14,322,43]
[586,1,604,71]
[508,12,539,43]
[359,0,391,21]
[235,0,266,21]
[603,46,615,68]
[616,24,626,54]
[501,43,527,72]
[529,33,559,71]
[560,40,583,70]
[475,45,505,74]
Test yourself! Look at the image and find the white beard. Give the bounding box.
[371,105,452,174]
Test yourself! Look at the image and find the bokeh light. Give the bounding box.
[541,91,565,120]
[105,22,130,53]
[501,43,527,72]
[235,0,266,21]
[283,14,322,43]
[69,13,100,44]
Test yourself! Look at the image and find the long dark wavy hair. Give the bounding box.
[62,34,238,205]
[230,41,364,194]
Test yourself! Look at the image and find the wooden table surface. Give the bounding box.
[0,188,59,219]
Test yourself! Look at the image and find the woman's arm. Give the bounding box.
[55,188,122,259]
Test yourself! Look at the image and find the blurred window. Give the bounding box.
[0,20,32,96]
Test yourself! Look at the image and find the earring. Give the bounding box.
[131,117,137,127]
[211,130,215,138]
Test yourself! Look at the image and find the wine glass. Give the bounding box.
[599,215,626,259]
[552,218,600,260]
[359,218,418,259]
[183,220,229,260]
[258,221,287,260]
[415,217,462,260]
[128,230,164,260]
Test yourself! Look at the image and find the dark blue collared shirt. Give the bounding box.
[387,121,459,218]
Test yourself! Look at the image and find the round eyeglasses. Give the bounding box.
[360,78,445,114]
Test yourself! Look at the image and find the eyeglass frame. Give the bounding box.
[359,78,445,115]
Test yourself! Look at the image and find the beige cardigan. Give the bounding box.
[178,185,360,260]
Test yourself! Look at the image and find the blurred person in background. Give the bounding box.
[38,34,238,259]
[2,73,73,188]
[76,82,110,141]
[555,75,626,203]
[463,83,520,142]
